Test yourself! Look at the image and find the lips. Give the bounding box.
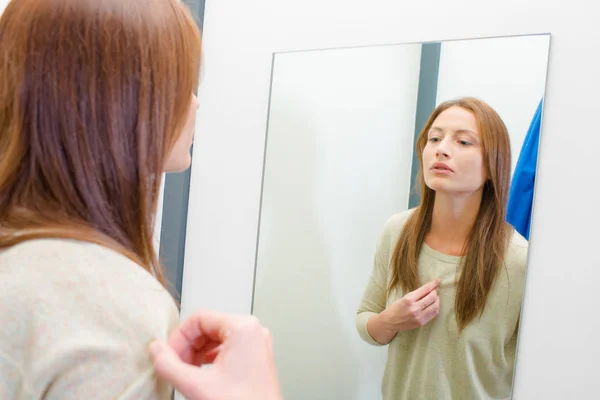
[431,162,454,172]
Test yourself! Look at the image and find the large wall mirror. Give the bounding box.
[252,34,551,400]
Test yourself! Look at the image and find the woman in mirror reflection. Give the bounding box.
[356,98,528,400]
[0,0,281,399]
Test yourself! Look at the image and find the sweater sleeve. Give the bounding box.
[0,239,180,400]
[42,346,171,400]
[0,351,37,398]
[40,338,172,400]
[356,216,396,347]
[40,265,178,399]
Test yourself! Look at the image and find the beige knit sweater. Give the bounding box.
[356,209,529,400]
[0,238,179,399]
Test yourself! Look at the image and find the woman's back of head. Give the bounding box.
[0,0,201,284]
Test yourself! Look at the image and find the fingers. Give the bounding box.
[263,327,273,349]
[149,340,210,400]
[422,296,441,322]
[168,311,273,365]
[419,288,438,310]
[152,313,277,400]
[226,316,270,348]
[407,278,440,301]
[202,343,224,364]
[168,310,240,357]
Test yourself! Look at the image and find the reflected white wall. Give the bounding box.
[253,45,422,400]
[436,35,550,175]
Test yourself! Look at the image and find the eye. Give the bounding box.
[458,140,472,146]
[428,137,440,143]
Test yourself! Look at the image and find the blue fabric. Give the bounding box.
[507,99,543,240]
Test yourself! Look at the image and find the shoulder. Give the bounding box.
[380,208,416,240]
[0,238,179,397]
[1,237,173,295]
[0,237,179,344]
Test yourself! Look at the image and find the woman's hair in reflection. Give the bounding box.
[388,97,512,332]
[0,0,201,288]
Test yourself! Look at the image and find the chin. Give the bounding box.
[424,177,449,192]
[164,156,192,173]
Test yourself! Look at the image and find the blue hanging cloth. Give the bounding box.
[507,98,543,240]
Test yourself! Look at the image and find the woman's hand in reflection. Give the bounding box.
[382,278,441,332]
[149,311,282,400]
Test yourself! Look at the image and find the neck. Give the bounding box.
[426,190,483,254]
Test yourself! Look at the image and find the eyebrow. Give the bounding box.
[428,126,478,136]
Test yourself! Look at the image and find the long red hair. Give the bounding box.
[0,0,201,285]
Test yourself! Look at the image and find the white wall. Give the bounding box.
[436,35,550,174]
[0,0,7,13]
[252,45,421,400]
[180,0,600,399]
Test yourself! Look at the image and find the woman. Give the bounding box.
[0,0,280,399]
[356,98,528,400]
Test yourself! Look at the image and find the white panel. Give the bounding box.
[253,45,421,400]
[181,0,600,398]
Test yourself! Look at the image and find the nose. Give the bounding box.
[436,138,450,159]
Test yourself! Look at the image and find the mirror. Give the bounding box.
[252,34,550,400]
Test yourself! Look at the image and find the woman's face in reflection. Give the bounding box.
[164,94,200,173]
[422,106,487,195]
